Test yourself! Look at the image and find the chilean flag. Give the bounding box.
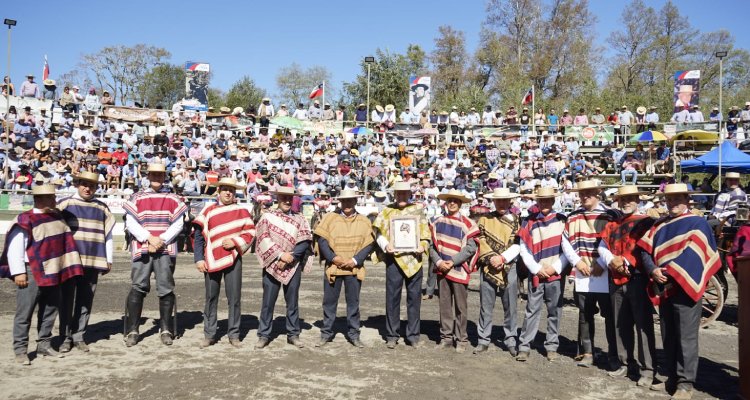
[309,83,324,99]
[521,88,533,105]
[43,56,50,81]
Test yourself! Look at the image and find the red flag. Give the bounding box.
[43,56,50,81]
[521,88,533,105]
[309,83,323,99]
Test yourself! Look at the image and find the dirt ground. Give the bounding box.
[0,248,740,400]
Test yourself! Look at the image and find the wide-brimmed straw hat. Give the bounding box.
[391,181,412,192]
[658,183,694,196]
[568,180,604,192]
[212,177,246,190]
[31,184,56,196]
[147,164,166,173]
[437,189,471,203]
[485,187,520,200]
[337,189,361,200]
[613,185,650,199]
[385,104,395,112]
[725,172,741,179]
[74,171,100,184]
[533,187,561,199]
[271,186,299,196]
[375,105,384,113]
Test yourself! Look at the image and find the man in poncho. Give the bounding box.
[254,186,313,349]
[430,189,479,353]
[637,183,721,400]
[474,188,522,356]
[57,171,115,353]
[373,181,431,349]
[314,189,376,348]
[193,177,255,349]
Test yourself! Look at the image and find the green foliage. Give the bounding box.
[140,63,184,108]
[224,76,267,111]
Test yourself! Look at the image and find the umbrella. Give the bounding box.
[270,116,304,130]
[668,130,719,144]
[347,126,374,135]
[628,130,667,143]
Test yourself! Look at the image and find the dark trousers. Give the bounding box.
[131,253,175,297]
[424,261,437,296]
[659,288,701,390]
[438,277,468,343]
[258,266,303,339]
[574,291,616,359]
[13,268,60,355]
[203,259,242,340]
[610,275,657,376]
[321,273,362,341]
[59,268,100,344]
[385,262,422,344]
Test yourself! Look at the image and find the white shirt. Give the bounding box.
[292,109,308,120]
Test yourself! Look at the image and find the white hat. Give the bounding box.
[391,181,412,192]
[437,189,471,204]
[485,187,520,199]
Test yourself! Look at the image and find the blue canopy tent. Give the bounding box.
[681,141,750,173]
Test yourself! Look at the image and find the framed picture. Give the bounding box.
[390,215,420,252]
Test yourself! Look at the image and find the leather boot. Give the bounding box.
[159,293,176,345]
[124,290,144,347]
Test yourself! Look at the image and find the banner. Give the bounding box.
[565,125,615,142]
[102,106,160,123]
[674,70,700,114]
[408,76,431,116]
[185,62,210,111]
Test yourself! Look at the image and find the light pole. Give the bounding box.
[715,50,727,191]
[364,56,374,127]
[3,19,16,111]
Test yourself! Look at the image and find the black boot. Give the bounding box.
[124,290,144,347]
[159,293,176,345]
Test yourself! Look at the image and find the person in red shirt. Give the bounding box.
[111,145,128,166]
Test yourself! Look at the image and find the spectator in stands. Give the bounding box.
[645,106,659,130]
[101,91,114,106]
[655,142,671,173]
[2,75,14,95]
[19,74,40,99]
[547,109,559,134]
[635,106,647,133]
[620,153,641,184]
[560,109,572,134]
[618,105,634,143]
[688,105,704,123]
[574,108,589,126]
[482,106,494,125]
[591,108,605,125]
[727,106,740,139]
[709,107,722,123]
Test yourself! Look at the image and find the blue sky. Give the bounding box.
[4,0,748,100]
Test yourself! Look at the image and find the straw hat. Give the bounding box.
[147,164,166,173]
[533,187,561,198]
[15,176,28,184]
[212,177,246,190]
[74,171,100,184]
[613,185,650,199]
[375,105,384,113]
[337,189,361,200]
[636,106,647,114]
[43,79,56,86]
[255,178,267,187]
[271,186,299,196]
[232,107,244,115]
[437,189,471,203]
[219,106,231,113]
[725,172,741,179]
[391,181,412,192]
[488,172,499,180]
[568,180,604,192]
[485,187,520,199]
[385,104,395,112]
[31,184,56,196]
[658,183,694,196]
[350,149,360,157]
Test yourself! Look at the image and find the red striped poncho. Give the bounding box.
[518,211,566,287]
[565,206,621,264]
[601,213,654,285]
[193,202,256,273]
[430,213,480,284]
[0,210,83,286]
[637,213,721,304]
[123,190,188,261]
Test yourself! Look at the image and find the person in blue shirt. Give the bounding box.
[547,110,559,134]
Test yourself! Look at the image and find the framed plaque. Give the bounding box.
[390,215,420,252]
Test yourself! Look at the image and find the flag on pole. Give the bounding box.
[521,87,533,105]
[309,83,324,99]
[42,55,50,81]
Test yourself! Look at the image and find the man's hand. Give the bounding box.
[147,235,165,252]
[196,260,208,273]
[576,260,591,277]
[341,259,357,270]
[490,255,504,268]
[415,245,425,254]
[221,239,235,250]
[332,256,345,267]
[385,244,396,254]
[652,267,668,284]
[541,264,556,277]
[279,252,295,264]
[14,273,28,288]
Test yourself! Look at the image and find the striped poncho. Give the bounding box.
[518,211,566,286]
[0,210,83,286]
[637,213,721,304]
[372,203,431,278]
[123,190,188,261]
[477,212,519,288]
[193,202,256,273]
[601,213,654,285]
[430,213,480,284]
[565,205,621,292]
[58,196,115,272]
[255,209,313,285]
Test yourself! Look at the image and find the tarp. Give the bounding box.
[680,141,750,173]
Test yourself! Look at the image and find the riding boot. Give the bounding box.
[125,290,144,335]
[159,293,176,344]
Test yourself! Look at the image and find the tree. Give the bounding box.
[139,63,184,108]
[80,44,171,105]
[431,26,468,110]
[207,87,226,109]
[275,63,332,107]
[224,76,267,111]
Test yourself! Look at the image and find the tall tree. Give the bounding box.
[275,63,332,107]
[224,76,267,111]
[80,44,170,104]
[431,25,468,109]
[139,63,185,108]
